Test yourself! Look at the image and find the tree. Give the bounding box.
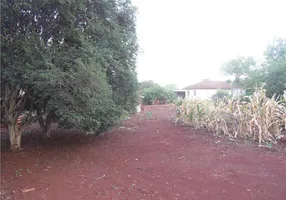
[140,81,176,105]
[139,80,160,91]
[242,38,286,98]
[86,0,139,112]
[265,38,286,60]
[31,42,119,138]
[1,0,138,151]
[142,86,165,105]
[0,0,48,150]
[221,56,256,83]
[164,84,177,91]
[262,38,286,98]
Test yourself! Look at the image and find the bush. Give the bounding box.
[174,88,286,145]
[142,86,176,105]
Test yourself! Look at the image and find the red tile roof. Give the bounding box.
[182,79,242,90]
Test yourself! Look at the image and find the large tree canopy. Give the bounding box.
[1,0,138,151]
[243,38,286,98]
[221,38,286,99]
[220,56,256,83]
[262,38,286,98]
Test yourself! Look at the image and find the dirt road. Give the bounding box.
[1,105,286,200]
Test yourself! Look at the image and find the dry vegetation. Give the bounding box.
[174,88,286,145]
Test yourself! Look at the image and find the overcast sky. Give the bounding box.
[132,0,286,88]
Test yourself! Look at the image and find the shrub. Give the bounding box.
[142,86,176,105]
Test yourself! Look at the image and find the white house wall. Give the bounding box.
[177,88,245,100]
[185,89,246,100]
[186,89,230,100]
[232,88,244,97]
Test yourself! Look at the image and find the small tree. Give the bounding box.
[165,89,177,103]
[141,84,176,105]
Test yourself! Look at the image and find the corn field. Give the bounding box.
[173,88,286,145]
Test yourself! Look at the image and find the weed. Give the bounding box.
[146,112,153,119]
[15,169,22,177]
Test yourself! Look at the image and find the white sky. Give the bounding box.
[133,0,286,88]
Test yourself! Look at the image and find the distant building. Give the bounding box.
[174,79,244,100]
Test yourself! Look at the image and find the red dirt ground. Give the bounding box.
[1,105,286,200]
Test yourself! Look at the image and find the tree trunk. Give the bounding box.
[38,113,53,140]
[7,123,22,152]
[4,85,24,152]
[42,119,52,139]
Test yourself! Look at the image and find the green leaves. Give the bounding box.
[221,38,286,100]
[262,38,286,99]
[1,0,139,146]
[242,38,286,99]
[141,83,176,105]
[221,56,256,83]
[265,37,286,60]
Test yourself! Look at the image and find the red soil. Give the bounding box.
[1,105,286,200]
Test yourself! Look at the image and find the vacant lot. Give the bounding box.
[1,105,286,200]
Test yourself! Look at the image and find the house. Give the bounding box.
[174,79,244,100]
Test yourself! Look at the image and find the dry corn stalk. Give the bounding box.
[173,88,286,145]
